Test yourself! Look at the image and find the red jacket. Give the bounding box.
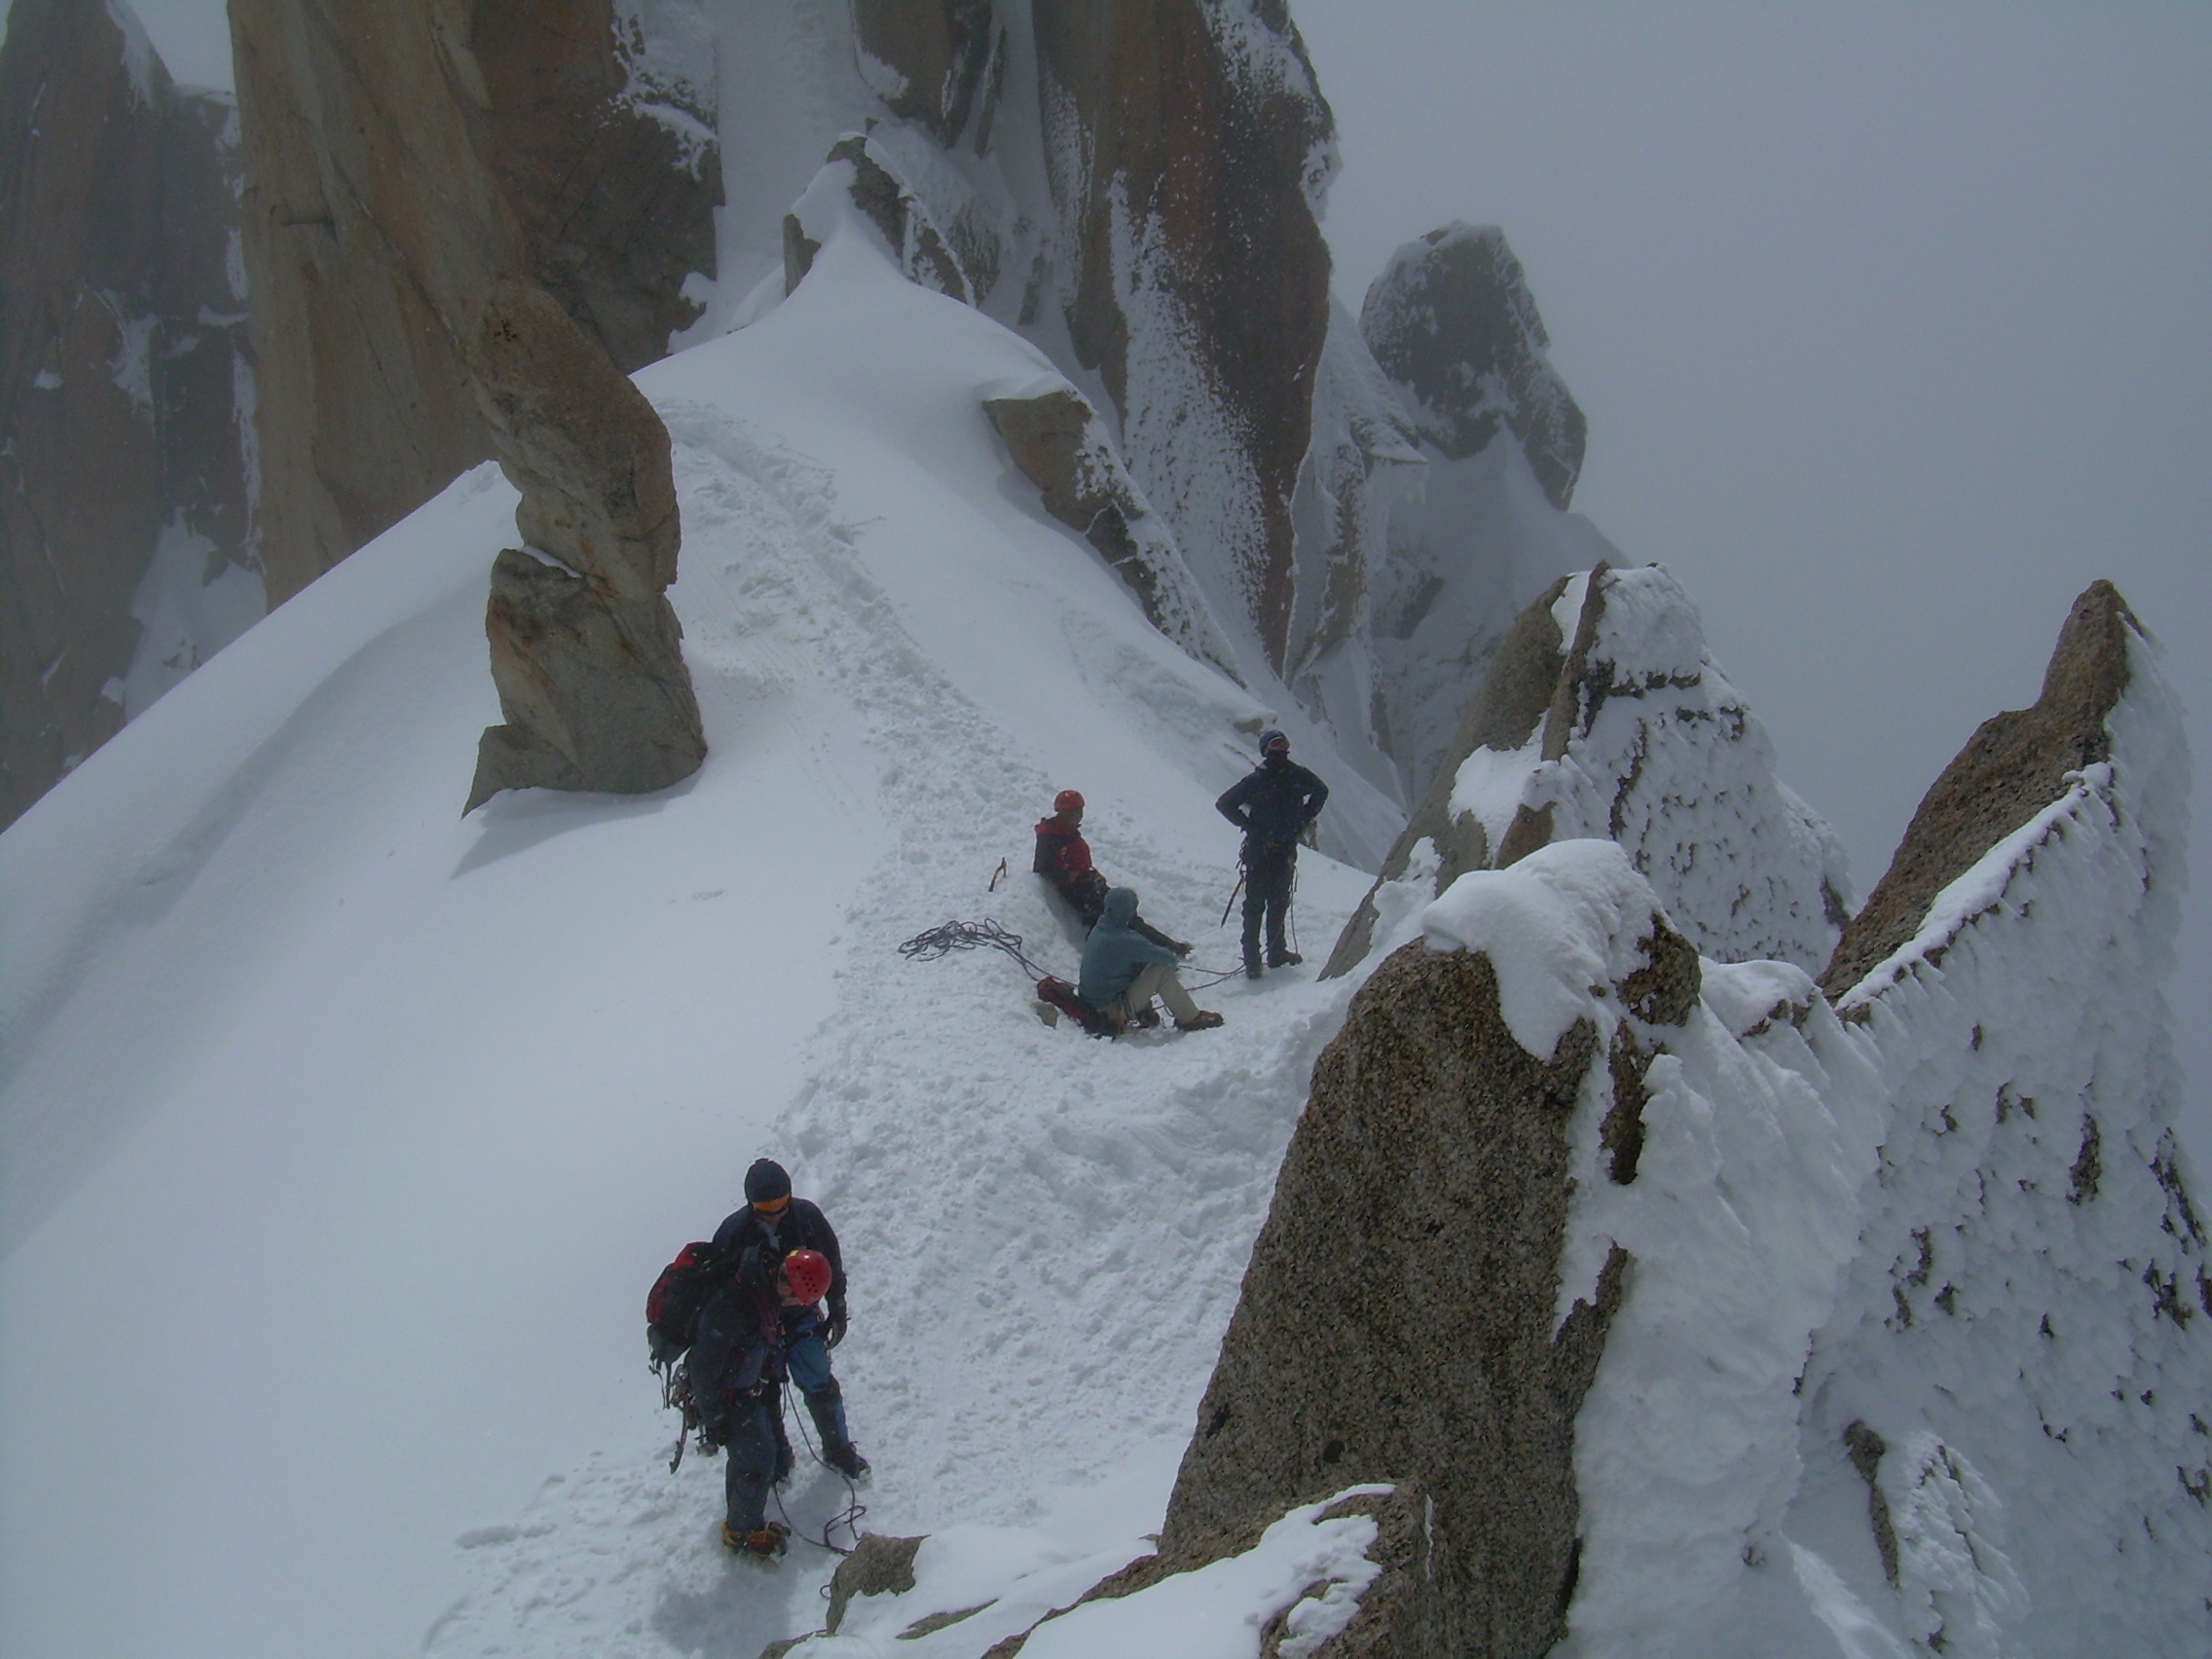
[1033,818,1095,886]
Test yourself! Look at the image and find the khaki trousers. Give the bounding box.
[1114,961,1201,1024]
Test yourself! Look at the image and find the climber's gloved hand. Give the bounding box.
[826,1305,849,1349]
[1173,940,1194,959]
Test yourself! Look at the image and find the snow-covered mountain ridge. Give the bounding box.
[3,103,2205,1659]
[0,187,1390,1659]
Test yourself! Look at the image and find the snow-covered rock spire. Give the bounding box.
[1327,561,1850,978]
[1788,579,2208,1659]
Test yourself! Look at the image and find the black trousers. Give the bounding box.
[721,1389,784,1531]
[1241,851,1295,965]
[1055,874,1180,950]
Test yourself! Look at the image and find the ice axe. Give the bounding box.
[1219,872,1244,927]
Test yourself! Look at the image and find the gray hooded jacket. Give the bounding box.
[1078,887,1177,1008]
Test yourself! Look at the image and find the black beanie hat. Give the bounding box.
[744,1158,793,1203]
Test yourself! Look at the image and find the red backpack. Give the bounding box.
[646,1241,719,1363]
[1036,974,1122,1038]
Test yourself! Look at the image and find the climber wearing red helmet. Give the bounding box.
[693,1158,867,1560]
[1032,788,1191,957]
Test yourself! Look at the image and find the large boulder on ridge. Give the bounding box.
[463,279,703,811]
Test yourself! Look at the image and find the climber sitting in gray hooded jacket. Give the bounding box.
[1077,887,1223,1033]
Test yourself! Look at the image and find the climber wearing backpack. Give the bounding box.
[679,1243,809,1559]
[1080,886,1223,1032]
[1033,789,1190,954]
[711,1160,869,1485]
[1215,730,1329,978]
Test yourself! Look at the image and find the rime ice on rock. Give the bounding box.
[1281,578,2202,1656]
[1160,837,1880,1659]
[1328,563,1849,977]
[1791,582,2210,1659]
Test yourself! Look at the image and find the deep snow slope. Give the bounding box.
[0,202,1389,1658]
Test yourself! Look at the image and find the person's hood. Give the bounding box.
[1101,886,1140,925]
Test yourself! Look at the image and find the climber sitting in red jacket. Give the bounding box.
[1033,789,1189,955]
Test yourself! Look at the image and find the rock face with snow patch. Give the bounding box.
[463,279,703,810]
[232,0,718,604]
[0,0,257,830]
[470,0,720,373]
[1030,1,1335,675]
[983,385,1237,678]
[1161,920,1633,1659]
[849,0,1002,147]
[1362,224,1586,512]
[1278,227,1608,806]
[807,130,977,303]
[1328,563,1848,977]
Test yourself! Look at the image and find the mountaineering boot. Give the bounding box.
[1244,956,1264,980]
[1174,1011,1225,1032]
[723,1520,790,1559]
[1267,950,1303,969]
[824,1441,871,1481]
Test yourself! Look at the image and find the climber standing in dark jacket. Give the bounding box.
[1215,730,1329,978]
[711,1160,867,1484]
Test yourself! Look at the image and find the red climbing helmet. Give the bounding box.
[782,1248,834,1306]
[1053,789,1085,813]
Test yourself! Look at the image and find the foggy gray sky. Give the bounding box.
[1298,1,2212,1165]
[14,0,2212,1161]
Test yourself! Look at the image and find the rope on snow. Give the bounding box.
[899,918,1245,992]
[897,918,1049,978]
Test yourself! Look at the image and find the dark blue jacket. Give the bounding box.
[1079,887,1177,1008]
[1217,756,1328,860]
[713,1198,847,1315]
